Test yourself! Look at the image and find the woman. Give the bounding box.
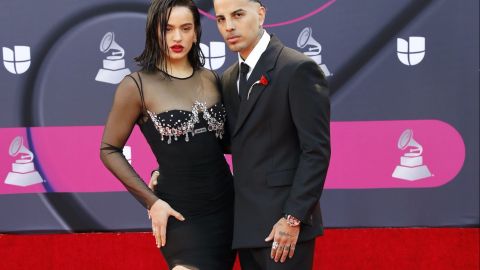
[100,0,235,269]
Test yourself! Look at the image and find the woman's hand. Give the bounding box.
[147,171,159,219]
[149,199,185,248]
[147,170,185,248]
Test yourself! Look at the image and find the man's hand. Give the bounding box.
[265,217,300,263]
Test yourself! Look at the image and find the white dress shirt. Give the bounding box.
[237,30,271,93]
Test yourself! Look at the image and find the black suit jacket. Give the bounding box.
[221,35,331,249]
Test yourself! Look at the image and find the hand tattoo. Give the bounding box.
[279,231,292,237]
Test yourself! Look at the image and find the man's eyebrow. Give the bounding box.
[231,8,246,15]
[216,8,246,18]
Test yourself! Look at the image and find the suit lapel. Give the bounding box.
[232,35,284,137]
[222,64,240,133]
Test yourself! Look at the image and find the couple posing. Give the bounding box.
[100,0,330,269]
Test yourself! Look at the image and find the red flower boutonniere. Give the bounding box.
[259,75,269,86]
[247,75,269,100]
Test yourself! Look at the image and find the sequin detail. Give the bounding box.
[147,101,225,144]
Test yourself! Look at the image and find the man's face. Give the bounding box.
[213,0,265,59]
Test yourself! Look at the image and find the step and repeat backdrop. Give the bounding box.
[0,0,478,232]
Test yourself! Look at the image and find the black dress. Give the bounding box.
[100,69,235,270]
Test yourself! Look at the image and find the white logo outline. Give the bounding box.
[392,129,432,181]
[397,36,425,66]
[2,46,31,74]
[297,27,331,76]
[95,32,131,84]
[200,41,226,70]
[4,136,44,187]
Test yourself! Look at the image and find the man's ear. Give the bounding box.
[258,6,266,26]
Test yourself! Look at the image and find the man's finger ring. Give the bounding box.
[284,245,290,251]
[272,242,279,249]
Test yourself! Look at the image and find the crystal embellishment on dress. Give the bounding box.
[147,101,225,144]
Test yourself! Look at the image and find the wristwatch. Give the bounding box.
[284,214,301,227]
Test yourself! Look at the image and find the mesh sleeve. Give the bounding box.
[100,75,159,210]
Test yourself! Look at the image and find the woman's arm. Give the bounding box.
[100,75,159,209]
[100,74,185,247]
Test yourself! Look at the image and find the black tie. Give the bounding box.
[239,62,250,101]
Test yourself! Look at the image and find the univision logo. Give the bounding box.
[397,36,425,66]
[2,46,31,74]
[201,42,225,70]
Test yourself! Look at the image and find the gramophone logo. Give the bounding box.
[2,46,31,74]
[95,32,131,84]
[201,42,226,70]
[297,27,331,76]
[392,129,432,181]
[4,136,44,187]
[397,36,425,66]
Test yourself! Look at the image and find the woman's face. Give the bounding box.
[160,6,197,64]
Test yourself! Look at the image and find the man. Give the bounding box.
[213,0,331,269]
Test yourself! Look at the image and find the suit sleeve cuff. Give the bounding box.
[284,205,313,226]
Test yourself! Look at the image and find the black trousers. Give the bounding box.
[237,239,315,270]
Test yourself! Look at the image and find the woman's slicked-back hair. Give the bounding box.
[135,0,205,74]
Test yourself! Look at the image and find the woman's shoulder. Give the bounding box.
[118,70,159,97]
[110,73,144,105]
[197,67,220,83]
[133,69,157,81]
[128,70,171,89]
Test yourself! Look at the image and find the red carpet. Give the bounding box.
[1,228,478,270]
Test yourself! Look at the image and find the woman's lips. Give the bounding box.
[170,45,184,53]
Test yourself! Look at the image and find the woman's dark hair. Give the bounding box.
[135,0,204,74]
